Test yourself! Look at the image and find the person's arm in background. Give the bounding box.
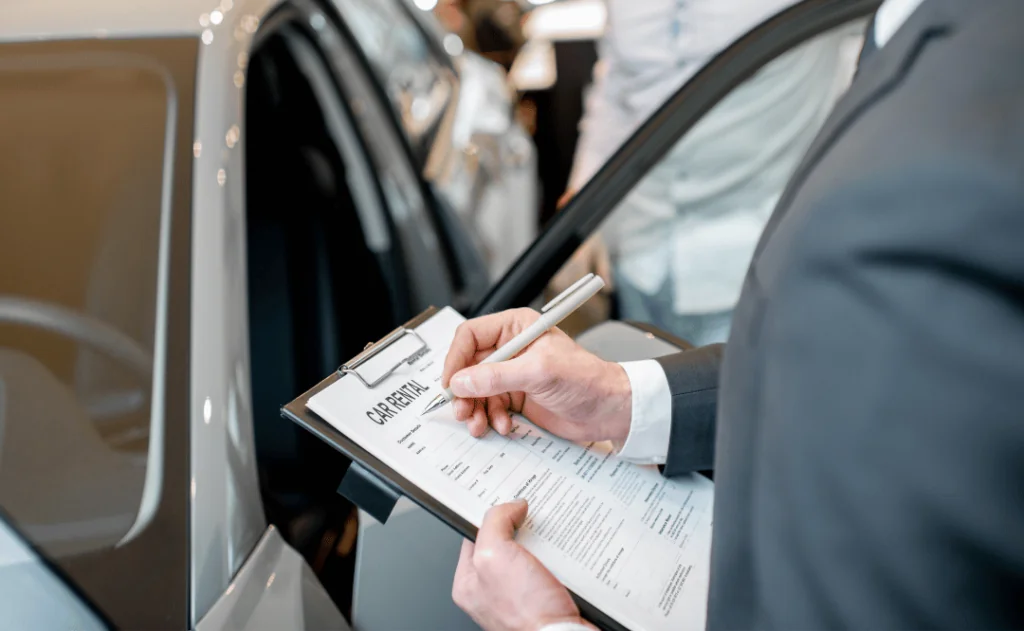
[566,33,634,195]
[548,34,626,321]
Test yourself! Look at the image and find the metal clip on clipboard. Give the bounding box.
[331,315,434,523]
[339,325,429,388]
[283,307,478,532]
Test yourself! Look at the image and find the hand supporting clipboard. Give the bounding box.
[281,306,635,631]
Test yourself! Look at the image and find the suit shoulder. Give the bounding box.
[921,2,1024,140]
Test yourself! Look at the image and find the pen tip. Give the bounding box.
[422,394,445,415]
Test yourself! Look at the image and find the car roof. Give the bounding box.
[0,0,278,43]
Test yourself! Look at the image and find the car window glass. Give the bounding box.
[550,20,865,338]
[0,51,168,605]
[333,0,454,156]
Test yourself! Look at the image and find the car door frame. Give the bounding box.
[472,0,882,316]
[317,0,487,306]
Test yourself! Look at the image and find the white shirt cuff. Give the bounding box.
[614,360,672,465]
[539,623,593,631]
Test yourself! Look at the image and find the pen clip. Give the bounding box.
[541,273,596,314]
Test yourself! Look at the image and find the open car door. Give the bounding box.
[352,3,884,630]
[474,0,881,347]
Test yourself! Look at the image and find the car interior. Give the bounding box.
[0,60,168,557]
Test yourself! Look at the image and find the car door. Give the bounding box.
[346,3,881,630]
[474,0,880,325]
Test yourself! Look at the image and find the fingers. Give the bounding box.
[556,186,576,210]
[457,396,511,436]
[454,508,584,631]
[442,309,540,389]
[475,499,529,555]
[487,395,512,435]
[450,355,538,399]
[453,397,475,421]
[468,400,489,437]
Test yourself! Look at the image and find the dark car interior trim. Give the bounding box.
[309,0,469,296]
[245,9,416,605]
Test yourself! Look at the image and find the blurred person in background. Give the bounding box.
[435,0,479,51]
[435,0,525,69]
[464,0,525,69]
[554,0,856,345]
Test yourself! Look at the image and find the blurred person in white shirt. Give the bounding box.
[557,0,855,345]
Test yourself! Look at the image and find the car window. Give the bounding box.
[332,0,455,158]
[0,55,164,551]
[474,1,877,321]
[550,20,864,337]
[0,38,195,627]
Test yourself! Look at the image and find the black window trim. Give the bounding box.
[308,0,469,294]
[472,0,882,316]
[251,3,419,322]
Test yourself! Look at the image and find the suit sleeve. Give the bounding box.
[654,344,724,477]
[753,162,1024,627]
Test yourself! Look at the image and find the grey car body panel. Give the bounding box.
[196,525,347,631]
[574,320,689,362]
[189,0,275,622]
[353,499,479,631]
[190,0,473,621]
[195,0,525,624]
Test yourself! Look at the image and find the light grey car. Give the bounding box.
[0,0,535,628]
[0,0,873,628]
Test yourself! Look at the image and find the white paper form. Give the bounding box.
[308,307,714,631]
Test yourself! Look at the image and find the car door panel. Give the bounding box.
[196,526,347,631]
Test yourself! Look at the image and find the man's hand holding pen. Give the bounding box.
[441,307,632,631]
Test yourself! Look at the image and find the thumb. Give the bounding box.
[450,356,538,398]
[476,499,529,552]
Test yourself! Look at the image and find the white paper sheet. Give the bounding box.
[308,307,714,631]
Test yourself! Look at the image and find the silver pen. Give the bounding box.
[421,273,606,415]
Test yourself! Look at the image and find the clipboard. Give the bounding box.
[281,306,628,631]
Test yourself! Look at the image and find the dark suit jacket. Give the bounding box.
[657,2,1024,628]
